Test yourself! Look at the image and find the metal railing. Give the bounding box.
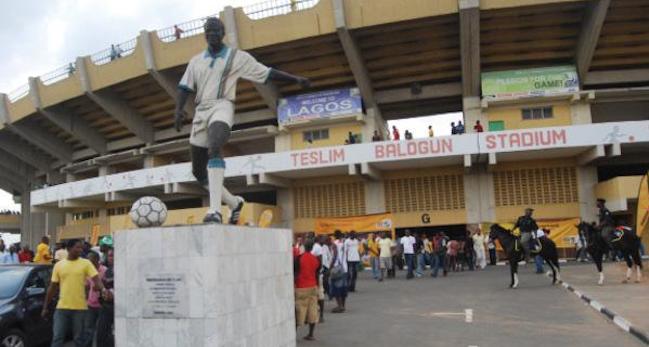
[41,62,77,86]
[8,84,29,102]
[7,1,320,96]
[90,37,138,65]
[156,15,217,43]
[243,0,319,19]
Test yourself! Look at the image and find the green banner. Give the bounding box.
[481,66,579,100]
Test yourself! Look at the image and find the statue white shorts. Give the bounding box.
[189,99,234,148]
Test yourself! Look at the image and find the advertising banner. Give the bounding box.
[637,172,649,237]
[315,213,394,237]
[277,88,362,125]
[481,66,579,100]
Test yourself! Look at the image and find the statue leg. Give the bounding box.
[191,144,241,210]
[204,121,232,222]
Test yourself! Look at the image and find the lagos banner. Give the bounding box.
[277,88,363,126]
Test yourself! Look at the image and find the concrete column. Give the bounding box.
[577,165,598,222]
[144,155,169,169]
[364,180,386,214]
[361,107,386,143]
[463,96,484,132]
[20,187,33,247]
[277,188,294,228]
[274,132,291,152]
[464,166,495,224]
[570,101,593,124]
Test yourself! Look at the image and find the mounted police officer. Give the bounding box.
[596,198,621,243]
[513,207,540,258]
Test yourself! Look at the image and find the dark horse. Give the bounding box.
[489,224,561,288]
[576,221,643,284]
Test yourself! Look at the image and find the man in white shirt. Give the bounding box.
[400,230,416,279]
[343,231,361,292]
[175,17,310,224]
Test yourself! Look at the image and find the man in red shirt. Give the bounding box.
[18,245,33,263]
[294,241,321,341]
[474,120,484,133]
[392,126,400,141]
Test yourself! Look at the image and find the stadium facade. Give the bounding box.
[0,0,648,249]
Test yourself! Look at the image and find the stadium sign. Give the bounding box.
[278,88,363,125]
[481,66,579,100]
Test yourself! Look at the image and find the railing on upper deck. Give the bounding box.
[243,0,319,20]
[90,37,138,65]
[7,84,29,102]
[156,15,217,43]
[41,63,77,86]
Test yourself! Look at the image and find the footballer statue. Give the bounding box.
[174,17,310,224]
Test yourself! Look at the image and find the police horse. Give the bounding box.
[489,224,561,288]
[576,221,643,285]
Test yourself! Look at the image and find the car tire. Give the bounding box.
[0,329,27,347]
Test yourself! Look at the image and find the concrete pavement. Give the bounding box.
[297,264,643,346]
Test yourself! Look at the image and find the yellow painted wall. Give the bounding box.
[56,203,281,240]
[345,0,457,29]
[595,176,642,201]
[0,214,20,226]
[38,75,83,108]
[290,122,362,150]
[293,218,315,233]
[85,42,147,91]
[234,1,336,50]
[485,103,572,130]
[481,0,583,10]
[150,34,205,71]
[493,158,580,222]
[6,96,35,123]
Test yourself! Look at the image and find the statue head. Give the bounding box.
[204,17,225,48]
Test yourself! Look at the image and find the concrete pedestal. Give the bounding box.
[114,225,296,347]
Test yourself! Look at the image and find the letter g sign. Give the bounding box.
[421,213,431,224]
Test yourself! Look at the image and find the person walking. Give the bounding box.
[330,231,348,313]
[464,232,475,271]
[534,229,546,274]
[54,243,68,264]
[174,24,184,40]
[18,245,33,263]
[447,239,459,272]
[294,241,321,341]
[96,249,114,347]
[488,239,497,265]
[392,126,400,141]
[1,244,19,264]
[82,252,106,347]
[428,125,434,138]
[400,230,416,279]
[423,235,432,273]
[367,233,380,280]
[344,231,360,292]
[43,239,107,347]
[431,233,447,277]
[34,236,52,264]
[472,229,487,270]
[415,233,425,277]
[377,232,393,281]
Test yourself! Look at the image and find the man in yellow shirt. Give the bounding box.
[367,233,381,280]
[33,236,52,264]
[377,232,394,281]
[42,239,106,347]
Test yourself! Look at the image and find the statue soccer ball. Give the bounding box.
[129,196,168,228]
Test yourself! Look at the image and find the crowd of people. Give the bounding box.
[0,236,115,347]
[0,210,20,215]
[370,120,485,143]
[291,228,497,341]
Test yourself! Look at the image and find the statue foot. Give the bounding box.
[229,198,245,225]
[203,212,223,224]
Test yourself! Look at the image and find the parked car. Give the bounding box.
[0,264,54,347]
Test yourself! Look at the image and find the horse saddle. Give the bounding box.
[612,226,629,242]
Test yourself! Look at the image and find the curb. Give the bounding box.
[555,278,649,346]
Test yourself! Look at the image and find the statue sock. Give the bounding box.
[207,158,225,215]
[222,187,241,210]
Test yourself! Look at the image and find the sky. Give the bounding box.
[0,0,462,211]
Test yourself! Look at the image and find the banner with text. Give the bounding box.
[315,213,394,236]
[488,218,580,249]
[481,66,579,100]
[278,88,363,126]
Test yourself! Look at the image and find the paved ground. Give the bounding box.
[560,260,649,335]
[297,264,643,347]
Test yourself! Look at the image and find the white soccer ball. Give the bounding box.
[129,196,168,228]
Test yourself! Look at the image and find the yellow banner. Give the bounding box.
[90,224,101,246]
[637,172,649,237]
[483,217,580,249]
[315,213,394,236]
